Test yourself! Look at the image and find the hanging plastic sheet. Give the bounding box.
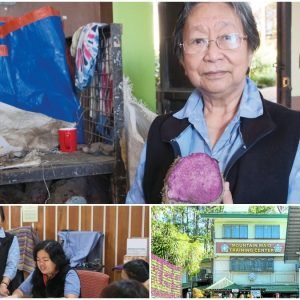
[58,230,104,269]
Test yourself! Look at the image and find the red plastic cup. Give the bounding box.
[58,128,77,152]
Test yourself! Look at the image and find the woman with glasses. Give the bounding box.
[126,2,300,204]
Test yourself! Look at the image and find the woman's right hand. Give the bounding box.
[0,282,10,297]
[5,288,24,298]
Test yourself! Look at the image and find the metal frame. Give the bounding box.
[79,24,127,202]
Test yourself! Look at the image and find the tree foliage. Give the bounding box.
[248,206,276,214]
[152,218,203,276]
[151,221,180,264]
[151,206,224,276]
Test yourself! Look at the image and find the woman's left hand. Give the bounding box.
[223,181,234,204]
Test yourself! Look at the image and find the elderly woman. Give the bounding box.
[127,2,300,204]
[0,207,20,297]
[10,240,80,298]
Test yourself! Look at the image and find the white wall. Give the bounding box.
[214,257,298,285]
[214,218,287,239]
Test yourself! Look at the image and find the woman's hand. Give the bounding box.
[223,182,234,204]
[6,288,24,298]
[65,294,80,298]
[0,282,10,297]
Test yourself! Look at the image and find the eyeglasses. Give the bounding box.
[179,33,248,54]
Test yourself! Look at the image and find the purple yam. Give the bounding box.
[163,153,223,204]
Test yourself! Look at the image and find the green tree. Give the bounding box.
[151,221,180,264]
[151,206,225,275]
[197,206,223,257]
[248,206,276,214]
[152,211,203,276]
[152,206,224,259]
[184,241,204,276]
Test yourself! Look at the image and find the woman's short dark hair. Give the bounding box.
[174,2,260,60]
[0,207,5,223]
[100,279,149,298]
[123,259,149,283]
[33,240,69,270]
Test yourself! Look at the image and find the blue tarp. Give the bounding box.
[0,7,84,141]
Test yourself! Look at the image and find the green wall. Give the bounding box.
[113,2,156,112]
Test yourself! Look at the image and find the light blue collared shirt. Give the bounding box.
[126,78,300,204]
[0,227,20,280]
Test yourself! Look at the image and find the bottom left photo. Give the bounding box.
[0,205,149,298]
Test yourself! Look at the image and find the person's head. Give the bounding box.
[33,240,69,277]
[100,279,149,298]
[121,259,149,283]
[0,207,5,226]
[174,2,260,98]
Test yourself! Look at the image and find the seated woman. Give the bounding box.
[10,240,80,298]
[121,259,149,289]
[100,279,149,298]
[0,207,20,297]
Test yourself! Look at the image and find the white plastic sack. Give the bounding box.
[0,102,74,156]
[123,77,157,185]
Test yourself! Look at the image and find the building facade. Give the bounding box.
[205,210,298,297]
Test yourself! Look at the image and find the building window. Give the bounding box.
[230,257,274,272]
[255,225,280,239]
[223,225,248,239]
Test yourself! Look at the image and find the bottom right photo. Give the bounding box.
[151,205,300,298]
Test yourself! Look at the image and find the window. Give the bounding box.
[255,225,280,238]
[223,225,248,239]
[230,257,274,272]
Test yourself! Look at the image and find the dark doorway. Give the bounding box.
[157,2,192,114]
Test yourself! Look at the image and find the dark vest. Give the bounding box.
[31,265,71,298]
[0,232,14,280]
[143,99,300,204]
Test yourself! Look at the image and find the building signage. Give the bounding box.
[216,242,285,254]
[251,290,261,298]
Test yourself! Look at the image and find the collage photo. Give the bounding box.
[0,1,300,299]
